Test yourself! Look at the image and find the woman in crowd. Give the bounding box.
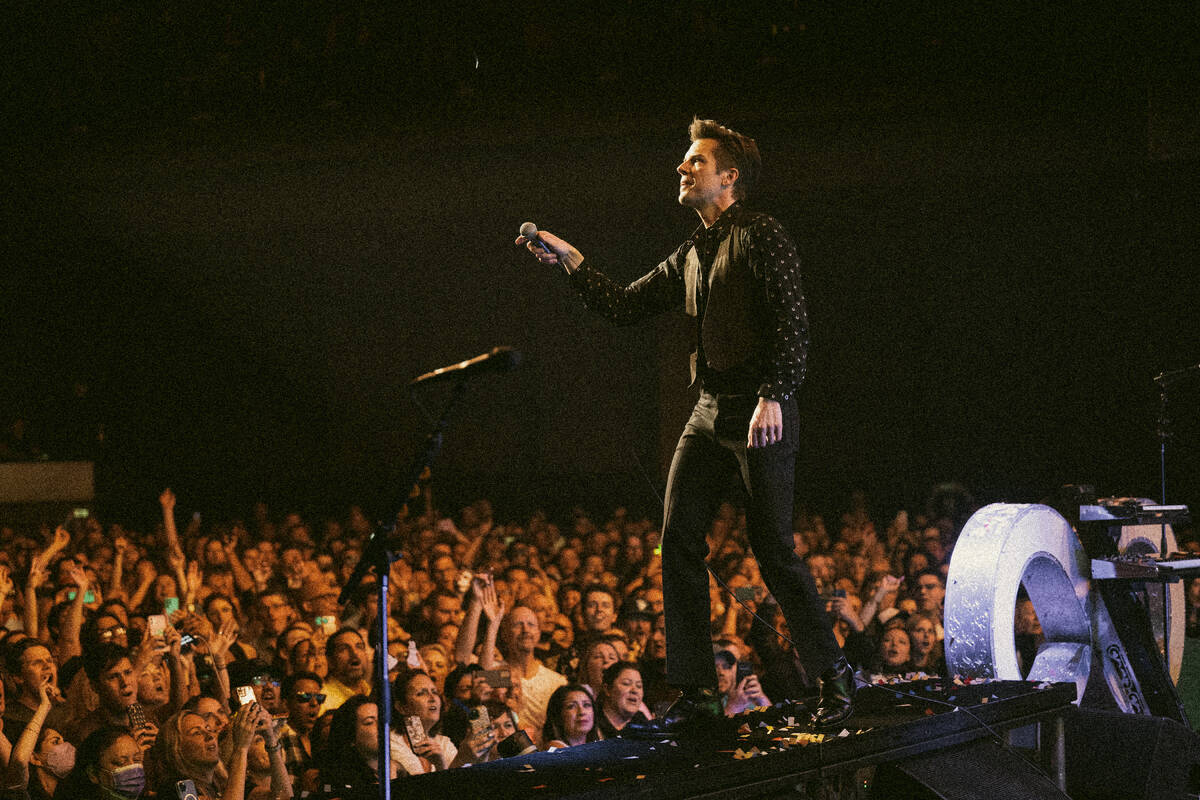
[869,623,914,676]
[202,594,256,663]
[53,727,144,800]
[152,703,262,800]
[388,670,494,776]
[906,612,945,676]
[595,663,648,738]
[317,695,394,797]
[541,684,600,749]
[579,639,619,696]
[1,679,66,800]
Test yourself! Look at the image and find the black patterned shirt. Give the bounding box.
[569,202,809,402]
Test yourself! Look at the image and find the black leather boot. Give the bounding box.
[622,687,725,739]
[811,657,856,727]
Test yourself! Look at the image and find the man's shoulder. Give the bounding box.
[733,207,788,236]
[528,662,567,686]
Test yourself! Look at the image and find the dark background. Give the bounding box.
[2,2,1198,527]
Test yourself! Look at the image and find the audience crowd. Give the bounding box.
[0,482,1187,798]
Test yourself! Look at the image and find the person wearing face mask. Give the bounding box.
[22,727,74,800]
[1,680,71,800]
[53,728,145,800]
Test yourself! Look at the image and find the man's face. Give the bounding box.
[19,645,56,697]
[677,138,732,209]
[432,595,462,627]
[505,608,540,655]
[329,632,369,684]
[914,575,945,611]
[287,678,324,732]
[583,591,614,633]
[96,657,138,712]
[715,656,736,695]
[527,594,556,634]
[431,558,458,592]
[260,594,296,635]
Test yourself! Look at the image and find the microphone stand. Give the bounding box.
[338,380,470,800]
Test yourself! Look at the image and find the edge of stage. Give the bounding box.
[391,679,1107,799]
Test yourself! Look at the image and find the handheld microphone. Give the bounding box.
[409,346,522,387]
[518,221,553,255]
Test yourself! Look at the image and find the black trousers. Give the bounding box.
[660,390,841,689]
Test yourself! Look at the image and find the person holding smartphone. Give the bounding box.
[388,670,494,775]
[152,702,266,800]
[713,650,770,716]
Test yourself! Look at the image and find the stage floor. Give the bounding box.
[399,679,1078,799]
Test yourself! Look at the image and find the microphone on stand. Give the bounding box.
[409,347,522,387]
[1153,363,1200,385]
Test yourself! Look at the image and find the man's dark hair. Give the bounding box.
[582,584,617,608]
[282,670,324,699]
[915,568,946,587]
[5,638,48,677]
[688,118,762,201]
[423,588,461,609]
[83,642,132,683]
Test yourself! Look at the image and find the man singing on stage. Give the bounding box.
[517,118,855,730]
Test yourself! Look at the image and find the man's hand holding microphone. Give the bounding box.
[516,222,585,274]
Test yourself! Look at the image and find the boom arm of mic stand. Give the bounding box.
[337,380,470,800]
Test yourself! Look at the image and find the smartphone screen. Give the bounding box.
[163,597,180,615]
[147,614,167,639]
[236,686,256,706]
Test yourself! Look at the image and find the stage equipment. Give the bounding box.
[408,346,521,387]
[946,498,1191,722]
[339,348,519,800]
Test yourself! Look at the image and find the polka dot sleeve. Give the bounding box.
[748,216,809,402]
[567,242,689,326]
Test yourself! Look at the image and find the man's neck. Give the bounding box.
[695,197,736,228]
[510,651,539,679]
